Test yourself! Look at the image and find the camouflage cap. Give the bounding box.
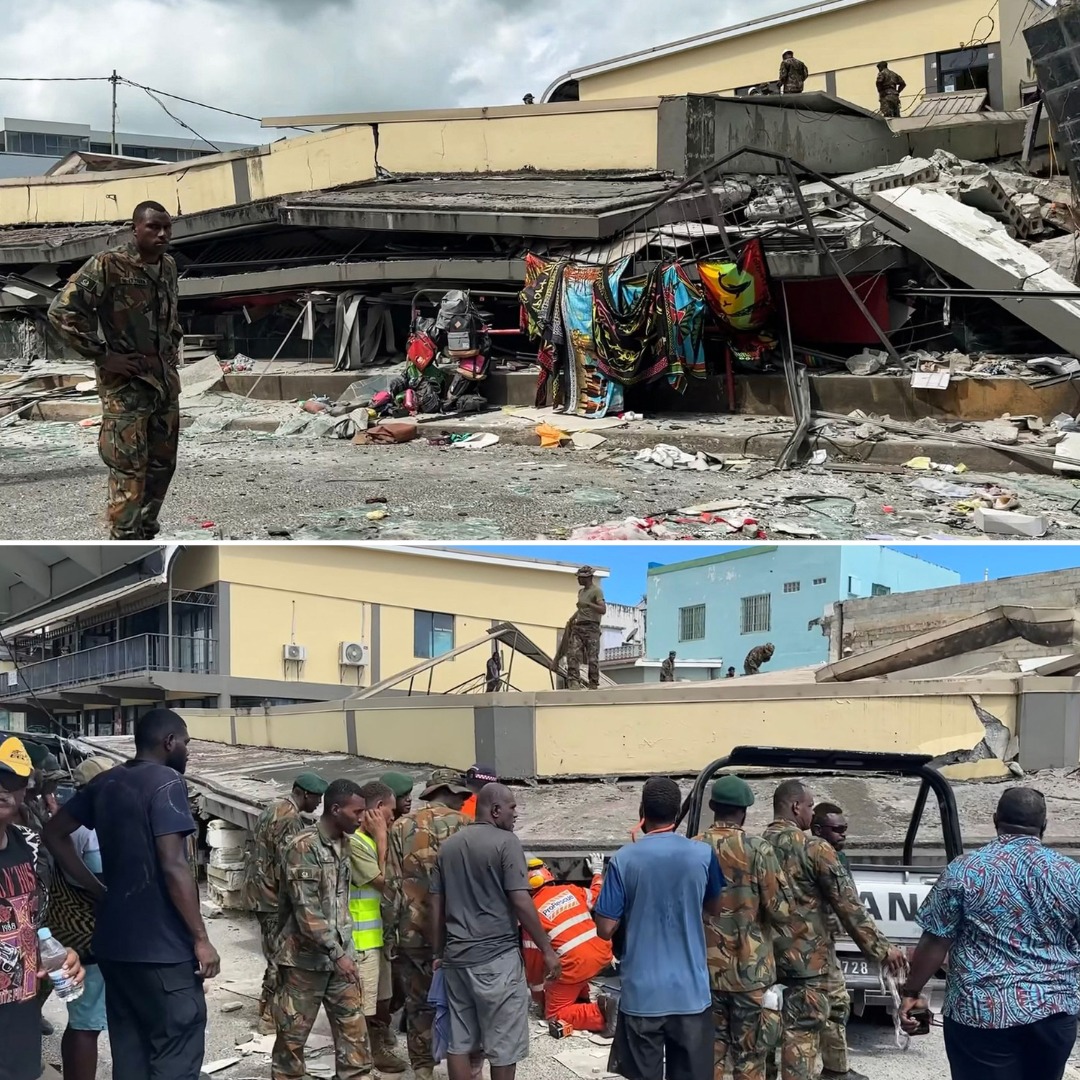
[380,771,416,799]
[710,774,755,808]
[577,566,595,577]
[420,767,471,800]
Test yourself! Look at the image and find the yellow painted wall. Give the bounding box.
[216,547,575,692]
[533,691,1016,776]
[171,547,220,592]
[0,106,661,226]
[576,0,1010,112]
[377,109,660,174]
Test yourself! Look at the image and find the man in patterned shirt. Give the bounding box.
[901,787,1080,1080]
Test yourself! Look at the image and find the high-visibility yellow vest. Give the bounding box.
[349,832,383,952]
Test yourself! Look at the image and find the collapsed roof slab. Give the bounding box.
[869,186,1080,358]
[817,606,1079,683]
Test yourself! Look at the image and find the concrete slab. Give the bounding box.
[871,186,1080,357]
[818,606,1079,683]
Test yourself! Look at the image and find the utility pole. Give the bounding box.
[110,70,118,155]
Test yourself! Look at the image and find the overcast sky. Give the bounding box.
[0,0,795,148]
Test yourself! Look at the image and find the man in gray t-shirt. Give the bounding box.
[431,784,560,1079]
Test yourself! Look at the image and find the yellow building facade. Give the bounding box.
[543,0,1042,115]
[0,545,592,735]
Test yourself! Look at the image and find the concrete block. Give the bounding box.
[1054,431,1080,473]
[872,187,1080,359]
[1031,233,1079,283]
[955,172,1032,238]
[973,507,1049,537]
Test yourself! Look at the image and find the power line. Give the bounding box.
[119,77,312,131]
[0,75,110,82]
[136,84,221,152]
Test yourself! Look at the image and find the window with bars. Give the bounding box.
[679,604,706,642]
[741,594,771,634]
[783,581,800,593]
[414,610,455,658]
[871,583,892,596]
[813,577,827,586]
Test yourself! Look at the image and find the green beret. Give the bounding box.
[293,772,328,795]
[710,775,755,808]
[380,771,415,798]
[23,742,48,768]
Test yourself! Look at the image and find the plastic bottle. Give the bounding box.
[36,928,82,1002]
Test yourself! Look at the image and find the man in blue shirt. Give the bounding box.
[46,709,220,1080]
[900,787,1080,1080]
[594,777,724,1080]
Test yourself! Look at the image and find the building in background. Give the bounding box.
[645,546,960,675]
[0,116,250,179]
[542,0,1043,114]
[0,545,596,736]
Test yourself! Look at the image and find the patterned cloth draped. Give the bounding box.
[593,268,664,388]
[655,261,707,392]
[697,239,773,333]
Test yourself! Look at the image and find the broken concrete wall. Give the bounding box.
[833,569,1080,658]
[1018,690,1080,771]
[871,186,1080,358]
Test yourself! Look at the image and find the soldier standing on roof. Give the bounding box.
[778,52,809,94]
[565,566,606,690]
[875,61,906,118]
[763,781,907,1080]
[696,776,792,1080]
[744,643,775,676]
[660,652,677,682]
[381,768,471,1080]
[242,772,328,1034]
[48,201,183,540]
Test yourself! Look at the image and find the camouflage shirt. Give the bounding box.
[696,824,793,993]
[242,793,305,913]
[744,645,774,674]
[47,241,182,399]
[274,821,353,971]
[382,804,467,953]
[876,68,905,97]
[762,819,891,981]
[778,57,809,93]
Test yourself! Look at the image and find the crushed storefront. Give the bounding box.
[0,92,1077,539]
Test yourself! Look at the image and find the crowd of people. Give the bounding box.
[3,709,1080,1080]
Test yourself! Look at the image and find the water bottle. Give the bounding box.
[37,928,83,1002]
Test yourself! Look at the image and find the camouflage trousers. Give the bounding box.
[99,379,179,540]
[393,950,438,1073]
[565,621,601,689]
[257,911,279,1024]
[714,988,782,1080]
[271,964,372,1080]
[820,954,851,1074]
[775,976,830,1080]
[880,93,901,118]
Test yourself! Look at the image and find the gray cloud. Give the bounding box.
[0,0,794,146]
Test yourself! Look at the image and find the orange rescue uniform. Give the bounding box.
[461,794,477,820]
[522,873,612,1032]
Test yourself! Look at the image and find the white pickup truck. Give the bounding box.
[680,745,956,1008]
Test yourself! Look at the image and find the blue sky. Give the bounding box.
[469,545,1080,604]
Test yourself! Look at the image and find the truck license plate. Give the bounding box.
[840,959,874,976]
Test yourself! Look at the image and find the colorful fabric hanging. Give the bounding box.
[593,267,664,388]
[655,261,707,392]
[697,239,773,333]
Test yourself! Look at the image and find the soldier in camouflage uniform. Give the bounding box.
[242,772,328,1032]
[811,803,871,1080]
[381,768,471,1080]
[763,781,907,1080]
[271,779,372,1080]
[48,201,183,541]
[875,62,906,118]
[778,52,809,94]
[696,775,792,1080]
[564,566,606,690]
[744,642,775,676]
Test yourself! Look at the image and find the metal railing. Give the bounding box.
[2,634,217,696]
[603,643,644,661]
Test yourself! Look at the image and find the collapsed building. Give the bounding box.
[0,86,1076,536]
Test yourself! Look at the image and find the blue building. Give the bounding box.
[644,547,960,675]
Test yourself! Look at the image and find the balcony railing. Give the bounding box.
[3,634,217,696]
[603,643,645,662]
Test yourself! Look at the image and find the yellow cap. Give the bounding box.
[0,736,32,778]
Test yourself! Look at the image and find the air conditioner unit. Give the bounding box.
[5,670,16,687]
[339,642,370,667]
[283,643,307,662]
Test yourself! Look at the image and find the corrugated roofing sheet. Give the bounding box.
[911,90,988,118]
